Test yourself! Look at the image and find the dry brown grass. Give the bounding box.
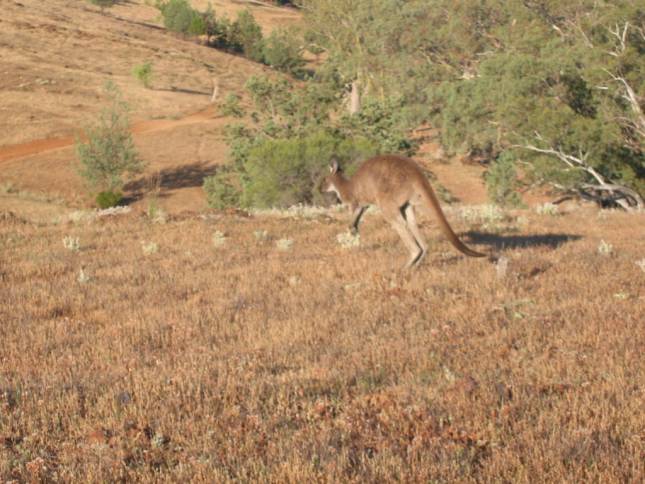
[1,205,643,482]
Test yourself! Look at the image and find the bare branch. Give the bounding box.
[607,22,629,56]
[604,69,645,140]
[565,19,593,48]
[511,137,643,211]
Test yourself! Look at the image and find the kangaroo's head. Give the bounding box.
[320,159,344,202]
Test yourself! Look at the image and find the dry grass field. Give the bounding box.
[1,204,643,481]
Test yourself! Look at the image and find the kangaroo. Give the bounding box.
[321,155,485,268]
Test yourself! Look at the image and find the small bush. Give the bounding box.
[203,169,241,210]
[485,151,525,208]
[76,82,145,201]
[132,61,153,89]
[96,190,123,209]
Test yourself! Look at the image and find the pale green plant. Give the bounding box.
[458,204,506,231]
[597,240,613,256]
[63,236,80,252]
[77,267,91,284]
[132,61,154,89]
[141,241,159,255]
[288,275,300,286]
[0,182,16,194]
[535,203,559,216]
[336,230,361,249]
[276,238,293,251]
[212,230,227,248]
[253,229,269,242]
[147,200,167,224]
[251,204,344,219]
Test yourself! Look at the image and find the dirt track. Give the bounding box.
[0,106,218,164]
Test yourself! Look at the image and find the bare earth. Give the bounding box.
[1,1,644,482]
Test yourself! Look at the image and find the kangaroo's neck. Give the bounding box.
[332,175,357,204]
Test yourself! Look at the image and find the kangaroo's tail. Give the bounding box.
[418,179,486,258]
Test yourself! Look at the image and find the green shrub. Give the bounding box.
[96,190,123,209]
[220,93,244,118]
[76,82,145,198]
[203,169,241,210]
[262,29,305,76]
[156,0,206,35]
[485,151,525,208]
[240,131,377,208]
[132,61,153,89]
[229,10,265,62]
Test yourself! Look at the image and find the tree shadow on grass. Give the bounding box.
[123,161,217,204]
[464,231,582,251]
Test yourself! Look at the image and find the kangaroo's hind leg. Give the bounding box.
[403,204,427,267]
[382,205,424,270]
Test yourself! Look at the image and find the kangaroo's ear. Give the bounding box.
[329,158,340,174]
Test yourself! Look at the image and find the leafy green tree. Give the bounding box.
[300,0,644,208]
[156,0,206,35]
[76,82,145,206]
[228,10,265,62]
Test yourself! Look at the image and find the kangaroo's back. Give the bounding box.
[350,155,425,206]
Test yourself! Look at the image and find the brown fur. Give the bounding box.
[321,155,485,268]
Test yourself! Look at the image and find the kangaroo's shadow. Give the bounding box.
[465,231,582,251]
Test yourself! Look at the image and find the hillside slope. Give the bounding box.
[0,0,298,213]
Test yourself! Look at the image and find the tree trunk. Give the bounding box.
[211,77,220,104]
[349,80,361,115]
